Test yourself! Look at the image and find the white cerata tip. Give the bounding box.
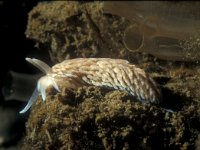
[19,58,60,114]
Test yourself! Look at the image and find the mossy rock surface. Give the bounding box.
[21,86,199,150]
[23,1,200,150]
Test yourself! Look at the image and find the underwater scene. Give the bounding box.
[0,1,200,150]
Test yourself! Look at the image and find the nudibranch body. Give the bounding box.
[19,58,162,114]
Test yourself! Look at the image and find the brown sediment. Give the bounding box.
[23,1,200,150]
[21,86,199,150]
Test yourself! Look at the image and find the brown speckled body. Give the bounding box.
[52,58,162,104]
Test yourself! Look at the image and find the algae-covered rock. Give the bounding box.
[26,1,130,62]
[22,1,200,150]
[21,86,199,150]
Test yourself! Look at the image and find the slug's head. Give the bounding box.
[19,58,60,114]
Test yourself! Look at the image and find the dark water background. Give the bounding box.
[0,1,39,149]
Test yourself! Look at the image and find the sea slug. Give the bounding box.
[19,58,162,113]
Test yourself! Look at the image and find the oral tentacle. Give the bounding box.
[37,76,60,101]
[26,58,52,74]
[19,88,39,114]
[50,77,60,92]
[40,83,46,101]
